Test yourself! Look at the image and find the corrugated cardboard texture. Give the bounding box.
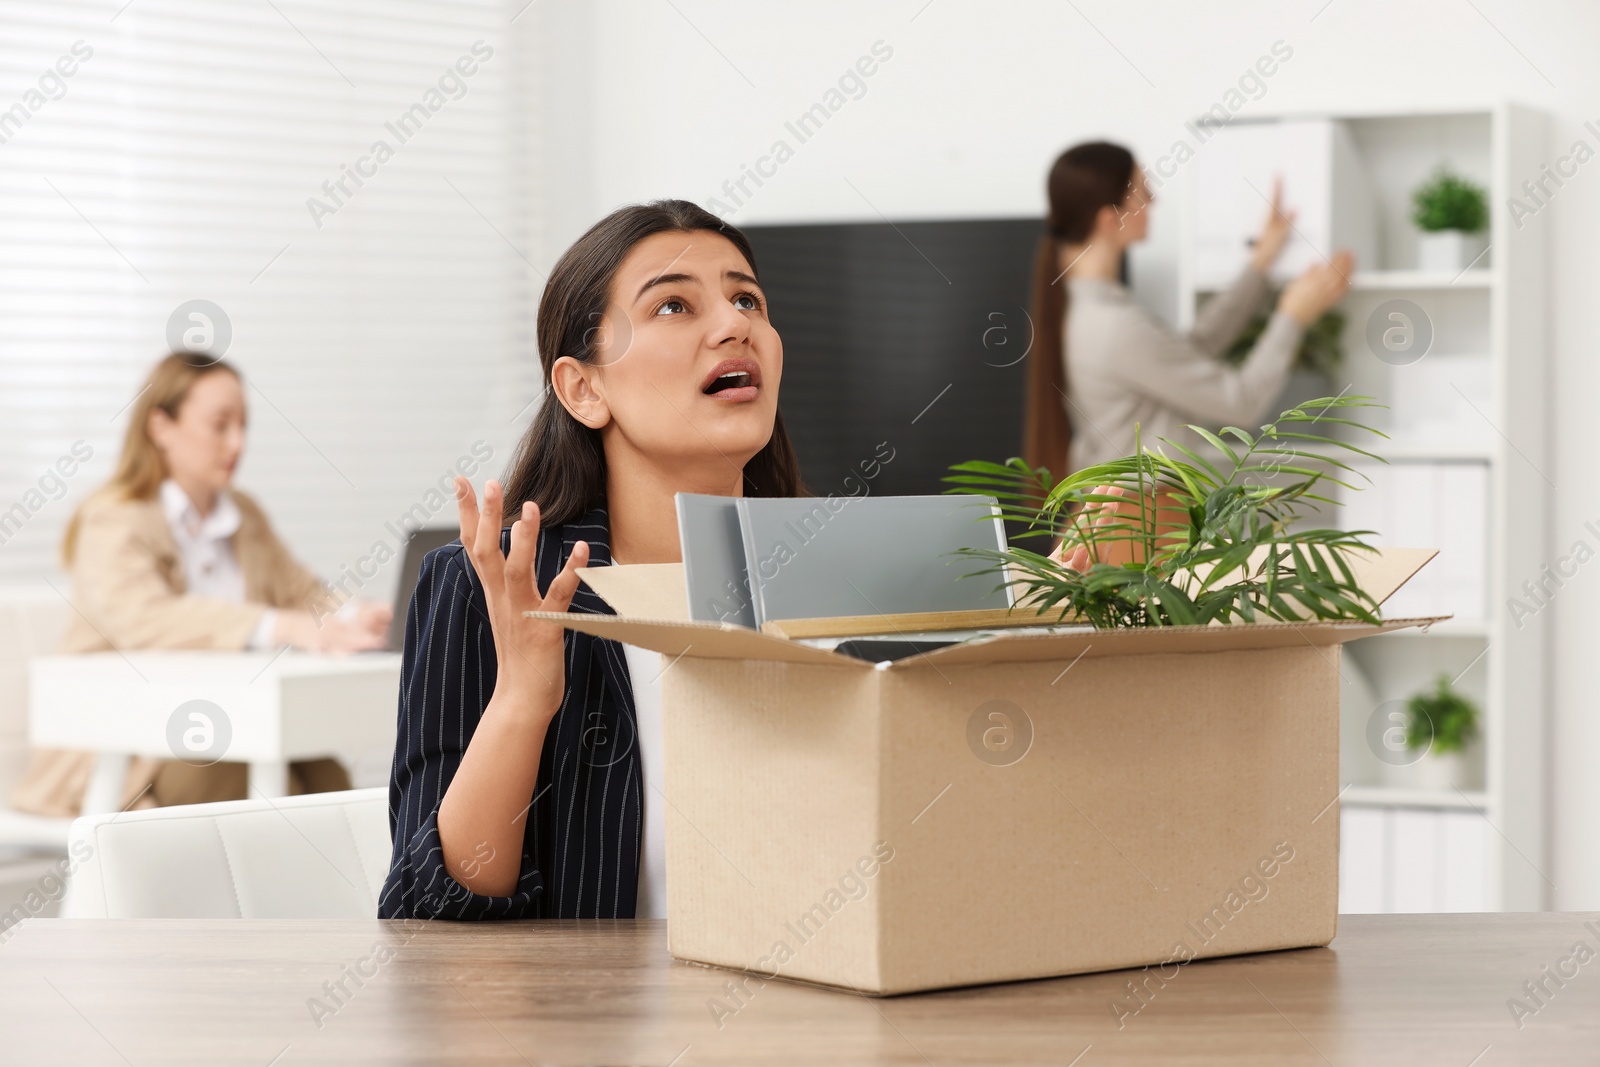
[664,659,887,987]
[525,612,850,667]
[875,645,1338,992]
[906,616,1447,667]
[660,644,1339,994]
[529,609,1445,667]
[545,544,1438,993]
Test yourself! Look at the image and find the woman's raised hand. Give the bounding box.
[1050,484,1190,570]
[1249,177,1297,274]
[455,477,589,721]
[1278,249,1355,327]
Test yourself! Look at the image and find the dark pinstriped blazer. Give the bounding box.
[377,506,643,920]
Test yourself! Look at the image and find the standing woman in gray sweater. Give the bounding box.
[1021,141,1354,478]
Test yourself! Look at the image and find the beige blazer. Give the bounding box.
[11,489,338,817]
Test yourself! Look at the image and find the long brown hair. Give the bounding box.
[500,199,806,525]
[61,352,243,565]
[1022,141,1136,479]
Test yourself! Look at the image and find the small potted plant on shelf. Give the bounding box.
[1400,673,1480,790]
[943,395,1389,630]
[1411,166,1488,272]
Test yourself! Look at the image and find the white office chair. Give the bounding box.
[60,786,391,918]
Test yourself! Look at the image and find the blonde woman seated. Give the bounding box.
[12,353,391,817]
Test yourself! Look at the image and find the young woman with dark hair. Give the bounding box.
[1022,141,1355,480]
[379,200,805,921]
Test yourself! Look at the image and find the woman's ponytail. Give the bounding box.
[1021,231,1071,483]
[1020,141,1137,485]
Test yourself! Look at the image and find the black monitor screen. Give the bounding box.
[743,218,1044,503]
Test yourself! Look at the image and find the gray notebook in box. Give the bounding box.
[732,494,1011,627]
[675,493,756,628]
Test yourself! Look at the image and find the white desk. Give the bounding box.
[28,651,401,813]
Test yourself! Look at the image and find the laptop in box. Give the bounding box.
[677,493,1013,630]
[735,494,1011,627]
[675,493,1010,631]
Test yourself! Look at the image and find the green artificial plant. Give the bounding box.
[943,395,1390,630]
[1410,167,1488,233]
[1405,673,1480,754]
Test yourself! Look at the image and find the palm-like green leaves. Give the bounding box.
[944,396,1389,629]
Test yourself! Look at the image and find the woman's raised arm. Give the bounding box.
[378,479,587,917]
[436,479,588,897]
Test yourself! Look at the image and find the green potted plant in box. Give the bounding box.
[1397,673,1480,790]
[943,395,1389,629]
[1411,166,1488,272]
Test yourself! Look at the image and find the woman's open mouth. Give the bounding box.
[700,357,761,403]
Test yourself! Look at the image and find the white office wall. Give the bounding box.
[532,0,1600,907]
[0,0,541,604]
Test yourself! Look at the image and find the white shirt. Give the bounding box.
[159,480,277,648]
[621,642,667,919]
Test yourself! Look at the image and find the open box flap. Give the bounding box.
[576,563,690,622]
[571,546,1436,623]
[532,609,1451,668]
[523,610,858,667]
[895,545,1445,666]
[545,545,1445,667]
[1174,543,1435,612]
[1284,544,1436,609]
[895,613,1451,669]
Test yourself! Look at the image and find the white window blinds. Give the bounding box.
[0,0,539,597]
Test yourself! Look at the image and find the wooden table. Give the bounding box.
[29,651,401,812]
[3,914,1598,1065]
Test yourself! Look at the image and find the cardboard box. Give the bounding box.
[532,546,1445,996]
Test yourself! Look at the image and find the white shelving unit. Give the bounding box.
[1350,269,1493,291]
[1176,104,1548,912]
[1343,785,1490,811]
